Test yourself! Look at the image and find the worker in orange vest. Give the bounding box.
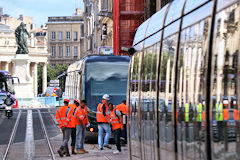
[65,99,79,155]
[96,94,111,150]
[109,103,123,154]
[223,108,229,121]
[116,100,127,144]
[55,98,71,157]
[75,100,90,154]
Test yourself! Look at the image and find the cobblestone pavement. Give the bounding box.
[51,134,129,160]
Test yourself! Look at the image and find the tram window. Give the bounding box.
[145,5,168,37]
[144,31,161,49]
[176,2,213,158]
[165,0,185,26]
[158,31,178,160]
[129,52,141,159]
[163,20,180,39]
[211,2,240,159]
[133,18,151,45]
[184,0,208,14]
[0,82,6,91]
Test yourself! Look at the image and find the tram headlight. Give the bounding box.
[90,128,94,132]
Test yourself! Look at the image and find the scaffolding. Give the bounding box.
[113,0,144,55]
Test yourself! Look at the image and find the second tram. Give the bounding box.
[127,0,240,160]
[65,55,130,135]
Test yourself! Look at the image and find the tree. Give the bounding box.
[38,64,69,94]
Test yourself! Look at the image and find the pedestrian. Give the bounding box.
[116,100,128,144]
[96,94,112,150]
[66,99,79,155]
[109,103,123,154]
[75,100,90,154]
[55,98,71,157]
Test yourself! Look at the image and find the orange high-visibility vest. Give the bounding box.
[223,108,229,120]
[110,108,122,131]
[116,103,127,115]
[96,101,109,123]
[234,109,238,121]
[65,103,77,128]
[55,106,70,128]
[75,106,88,125]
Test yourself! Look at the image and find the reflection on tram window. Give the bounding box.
[211,2,240,159]
[129,52,141,159]
[177,7,212,158]
[158,28,178,160]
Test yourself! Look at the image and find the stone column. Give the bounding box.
[42,63,47,94]
[4,61,10,71]
[33,63,38,97]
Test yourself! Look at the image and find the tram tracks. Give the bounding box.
[2,110,22,160]
[1,109,57,160]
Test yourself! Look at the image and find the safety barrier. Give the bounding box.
[17,97,64,108]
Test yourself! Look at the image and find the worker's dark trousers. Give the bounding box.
[114,128,121,152]
[71,128,76,147]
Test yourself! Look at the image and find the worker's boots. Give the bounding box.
[72,146,76,155]
[57,147,64,157]
[65,147,71,157]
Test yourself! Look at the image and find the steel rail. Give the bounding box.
[2,110,22,160]
[37,110,56,160]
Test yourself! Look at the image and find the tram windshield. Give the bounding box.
[85,61,129,111]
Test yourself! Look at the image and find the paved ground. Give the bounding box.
[0,108,129,160]
[51,134,129,160]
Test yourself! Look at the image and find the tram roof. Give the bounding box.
[132,0,224,49]
[0,70,9,77]
[67,55,130,73]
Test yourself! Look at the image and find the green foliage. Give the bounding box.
[37,64,69,94]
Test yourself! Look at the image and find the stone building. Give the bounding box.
[83,0,113,55]
[46,8,84,67]
[0,23,49,97]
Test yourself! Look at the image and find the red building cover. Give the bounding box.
[113,0,144,55]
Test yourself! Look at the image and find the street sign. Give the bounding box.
[50,79,59,87]
[50,80,59,84]
[53,88,58,94]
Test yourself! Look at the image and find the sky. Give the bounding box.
[0,0,84,28]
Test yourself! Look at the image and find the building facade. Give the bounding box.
[47,9,84,67]
[0,23,49,96]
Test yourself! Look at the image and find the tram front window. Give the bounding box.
[6,79,14,94]
[0,82,6,92]
[85,61,129,111]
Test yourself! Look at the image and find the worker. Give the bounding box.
[109,103,123,154]
[96,94,111,150]
[216,101,224,141]
[55,98,71,157]
[75,100,90,154]
[196,102,203,141]
[116,100,127,144]
[66,99,79,155]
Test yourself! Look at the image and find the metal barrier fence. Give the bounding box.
[17,97,63,108]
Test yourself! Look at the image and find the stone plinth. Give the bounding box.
[12,54,34,98]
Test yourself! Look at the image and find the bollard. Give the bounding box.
[24,110,35,160]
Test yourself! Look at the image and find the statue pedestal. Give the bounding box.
[12,54,34,98]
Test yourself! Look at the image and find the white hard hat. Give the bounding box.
[103,94,110,100]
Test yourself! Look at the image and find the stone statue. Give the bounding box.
[15,22,31,54]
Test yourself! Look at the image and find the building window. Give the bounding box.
[66,31,70,40]
[52,32,56,40]
[66,46,70,57]
[81,24,84,37]
[52,64,56,68]
[51,46,56,57]
[59,46,63,57]
[59,32,63,41]
[74,31,78,41]
[101,0,108,11]
[74,46,78,58]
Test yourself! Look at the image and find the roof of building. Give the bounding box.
[0,23,13,33]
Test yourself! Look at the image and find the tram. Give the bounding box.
[0,71,19,118]
[65,55,130,135]
[127,0,240,160]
